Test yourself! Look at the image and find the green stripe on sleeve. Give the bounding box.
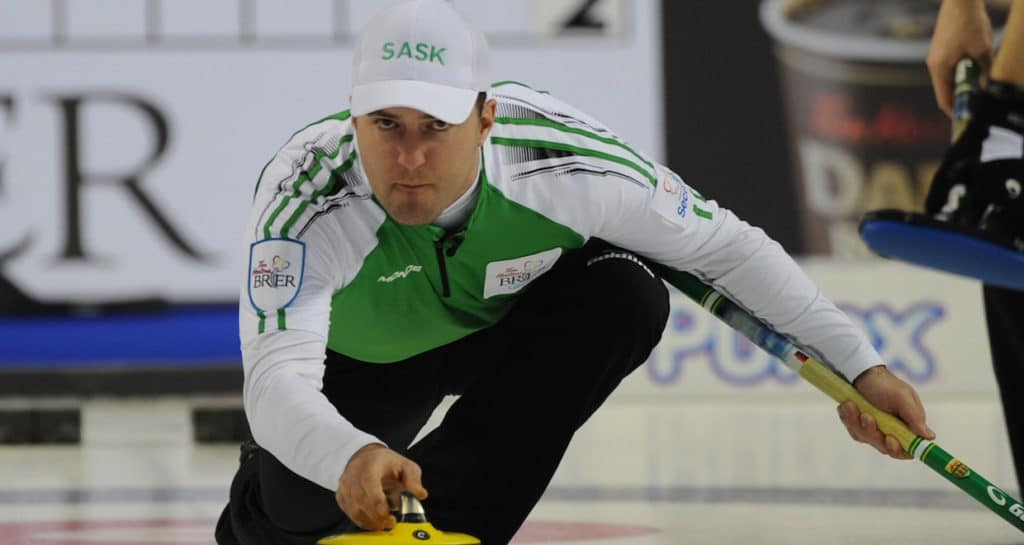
[279,147,357,238]
[494,117,655,173]
[490,136,657,187]
[256,309,286,334]
[692,204,713,220]
[263,169,315,239]
[262,135,351,240]
[253,111,351,198]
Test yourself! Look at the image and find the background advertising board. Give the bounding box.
[0,0,661,306]
[619,260,993,399]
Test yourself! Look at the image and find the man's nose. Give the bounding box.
[396,135,427,171]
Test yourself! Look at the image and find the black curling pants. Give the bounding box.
[982,285,1024,494]
[216,239,671,545]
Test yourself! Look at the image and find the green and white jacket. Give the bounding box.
[240,82,881,491]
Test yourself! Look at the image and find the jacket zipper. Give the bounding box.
[434,238,451,297]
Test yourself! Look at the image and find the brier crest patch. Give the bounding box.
[483,248,563,298]
[248,239,306,312]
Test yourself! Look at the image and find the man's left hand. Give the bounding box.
[837,365,936,460]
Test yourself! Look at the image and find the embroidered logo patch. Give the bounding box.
[652,167,691,223]
[378,265,423,283]
[483,248,563,298]
[248,239,305,312]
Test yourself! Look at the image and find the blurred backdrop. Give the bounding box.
[0,0,1008,421]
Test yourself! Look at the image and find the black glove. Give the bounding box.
[924,82,1024,247]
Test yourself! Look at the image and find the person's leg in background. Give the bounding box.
[983,284,1024,494]
[410,239,671,545]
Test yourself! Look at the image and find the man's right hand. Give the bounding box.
[336,443,429,531]
[926,0,993,116]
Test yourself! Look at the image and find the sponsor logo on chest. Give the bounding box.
[483,248,563,299]
[378,265,423,283]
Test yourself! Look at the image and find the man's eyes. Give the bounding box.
[371,118,449,131]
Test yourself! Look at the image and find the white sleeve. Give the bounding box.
[599,164,882,381]
[239,220,383,491]
[239,204,383,491]
[242,328,382,491]
[238,119,383,491]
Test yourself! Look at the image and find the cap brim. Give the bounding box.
[351,80,478,124]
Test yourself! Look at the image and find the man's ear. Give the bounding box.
[478,99,497,145]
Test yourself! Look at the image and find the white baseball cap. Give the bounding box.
[350,0,491,124]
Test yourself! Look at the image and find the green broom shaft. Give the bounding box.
[653,264,1024,532]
